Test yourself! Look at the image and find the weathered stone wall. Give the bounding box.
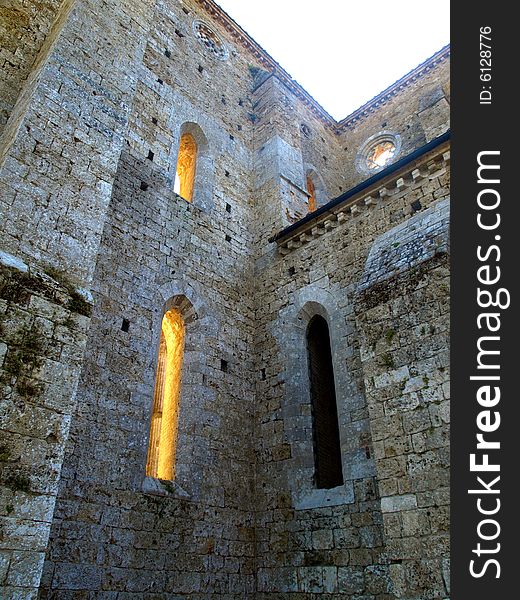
[337,53,450,190]
[0,0,72,135]
[0,254,92,599]
[0,0,450,596]
[38,0,262,595]
[355,199,450,599]
[0,0,157,286]
[253,136,450,597]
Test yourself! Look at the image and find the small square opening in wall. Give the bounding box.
[121,318,130,332]
[288,266,296,276]
[140,181,149,191]
[198,65,204,73]
[151,117,158,125]
[261,368,266,381]
[220,359,228,372]
[225,170,230,177]
[147,150,154,161]
[411,199,422,213]
[229,134,235,141]
[157,78,163,85]
[225,203,231,213]
[164,49,171,58]
[225,234,231,242]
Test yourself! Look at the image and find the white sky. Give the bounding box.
[215,0,450,120]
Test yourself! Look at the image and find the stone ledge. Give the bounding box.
[141,476,191,500]
[276,147,450,256]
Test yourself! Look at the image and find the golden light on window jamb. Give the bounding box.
[174,133,197,202]
[146,309,185,481]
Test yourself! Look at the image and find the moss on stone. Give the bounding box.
[4,473,31,493]
[381,353,395,369]
[0,444,10,462]
[67,291,92,317]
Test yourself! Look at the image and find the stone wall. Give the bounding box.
[0,0,450,596]
[337,51,450,190]
[0,253,92,599]
[38,0,262,595]
[0,0,72,135]
[254,138,450,597]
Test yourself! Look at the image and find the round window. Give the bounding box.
[355,132,402,175]
[193,20,229,60]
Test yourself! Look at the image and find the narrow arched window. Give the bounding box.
[307,315,344,489]
[174,133,198,202]
[146,309,185,480]
[306,174,317,213]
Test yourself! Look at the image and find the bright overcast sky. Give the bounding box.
[215,0,450,120]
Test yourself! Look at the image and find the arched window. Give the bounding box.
[306,174,317,213]
[305,167,328,213]
[146,309,185,480]
[307,315,344,489]
[174,133,198,202]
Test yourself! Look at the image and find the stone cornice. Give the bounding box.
[194,0,450,132]
[337,45,451,132]
[273,140,451,255]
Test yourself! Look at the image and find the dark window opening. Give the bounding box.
[225,234,231,242]
[307,315,343,489]
[220,359,228,372]
[261,368,266,381]
[225,203,232,213]
[157,78,163,85]
[164,49,171,58]
[140,181,149,191]
[121,318,130,332]
[198,65,204,73]
[152,117,158,125]
[147,150,154,161]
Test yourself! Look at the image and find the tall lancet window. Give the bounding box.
[306,174,317,213]
[307,315,344,489]
[174,133,198,202]
[146,309,185,480]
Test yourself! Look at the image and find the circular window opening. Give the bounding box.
[193,20,229,60]
[366,140,396,170]
[355,132,401,175]
[300,123,312,138]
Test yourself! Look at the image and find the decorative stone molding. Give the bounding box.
[194,0,450,130]
[276,146,450,255]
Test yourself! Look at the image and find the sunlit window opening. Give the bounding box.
[146,309,185,481]
[366,140,396,170]
[306,174,317,213]
[174,133,198,201]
